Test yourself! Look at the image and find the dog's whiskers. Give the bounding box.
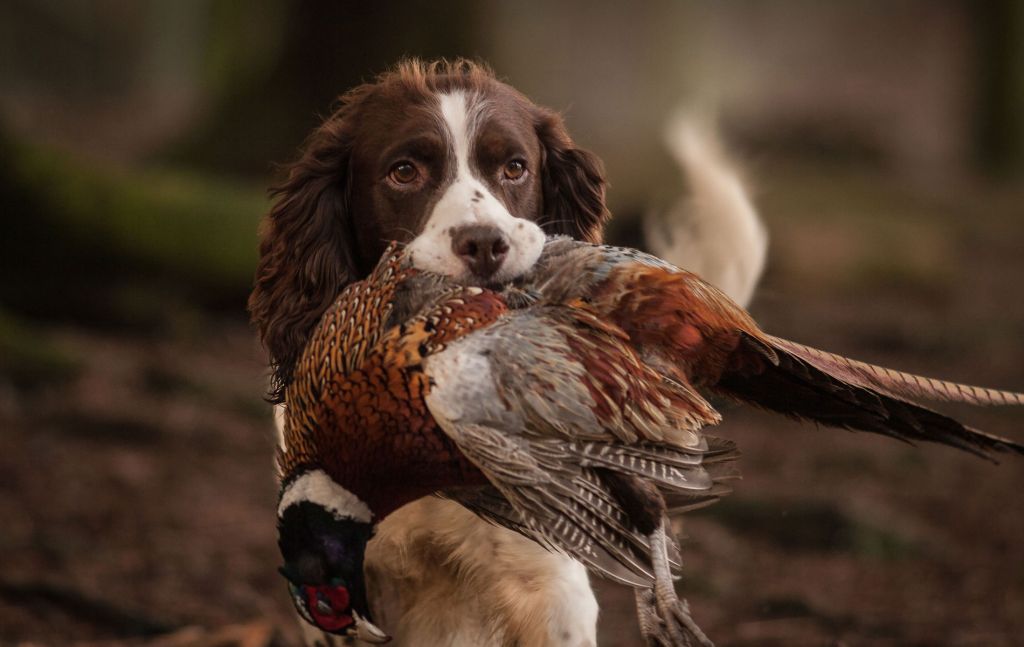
[538,217,574,230]
[388,227,418,241]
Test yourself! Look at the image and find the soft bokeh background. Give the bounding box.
[2,2,1022,646]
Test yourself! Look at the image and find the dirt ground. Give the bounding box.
[2,164,1023,646]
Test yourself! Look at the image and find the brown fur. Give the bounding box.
[249,59,609,402]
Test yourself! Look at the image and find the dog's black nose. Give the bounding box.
[451,224,510,278]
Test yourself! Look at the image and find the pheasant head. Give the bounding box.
[276,469,389,643]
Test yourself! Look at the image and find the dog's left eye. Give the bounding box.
[503,159,527,181]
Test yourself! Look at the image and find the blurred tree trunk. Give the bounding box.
[161,0,482,177]
[973,0,1024,177]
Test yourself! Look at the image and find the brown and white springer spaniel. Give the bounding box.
[251,59,766,647]
[251,60,607,406]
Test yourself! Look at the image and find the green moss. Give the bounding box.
[8,136,266,292]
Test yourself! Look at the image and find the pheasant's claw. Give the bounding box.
[634,588,667,646]
[635,587,712,647]
[668,597,713,647]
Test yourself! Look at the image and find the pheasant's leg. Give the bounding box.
[598,469,713,647]
[648,520,713,647]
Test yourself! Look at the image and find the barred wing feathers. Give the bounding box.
[424,307,735,586]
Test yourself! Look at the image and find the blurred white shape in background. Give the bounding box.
[646,112,767,308]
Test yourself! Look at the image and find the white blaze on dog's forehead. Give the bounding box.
[278,469,372,522]
[438,91,474,180]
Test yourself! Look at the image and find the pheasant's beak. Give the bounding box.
[352,610,391,644]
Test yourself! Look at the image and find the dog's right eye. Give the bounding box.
[388,162,419,185]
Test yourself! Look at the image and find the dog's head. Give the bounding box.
[250,59,609,400]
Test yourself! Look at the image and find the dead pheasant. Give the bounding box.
[275,237,1024,646]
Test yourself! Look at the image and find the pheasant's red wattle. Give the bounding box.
[304,584,353,631]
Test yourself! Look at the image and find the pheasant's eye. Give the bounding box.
[388,161,419,185]
[503,159,527,182]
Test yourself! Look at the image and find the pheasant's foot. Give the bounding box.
[634,587,665,645]
[639,521,713,647]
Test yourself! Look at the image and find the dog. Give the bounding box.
[251,59,607,407]
[250,59,766,646]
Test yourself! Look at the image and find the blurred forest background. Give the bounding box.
[1,1,1023,646]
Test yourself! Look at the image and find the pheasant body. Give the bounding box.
[278,237,1024,645]
[279,252,504,515]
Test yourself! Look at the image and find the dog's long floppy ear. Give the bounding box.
[534,108,610,243]
[249,101,361,404]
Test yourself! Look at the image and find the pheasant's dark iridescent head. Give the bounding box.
[276,470,389,643]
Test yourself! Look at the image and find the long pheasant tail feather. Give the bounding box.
[765,335,1024,407]
[714,332,1024,460]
